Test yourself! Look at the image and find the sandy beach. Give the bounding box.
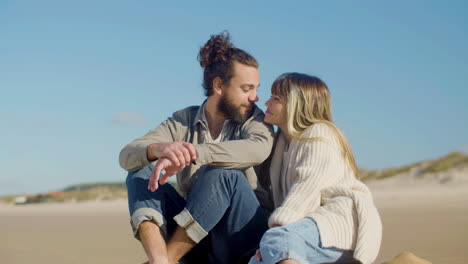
[1,185,468,264]
[369,185,468,263]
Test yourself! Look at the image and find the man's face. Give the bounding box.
[218,61,260,123]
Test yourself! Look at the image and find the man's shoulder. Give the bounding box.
[170,105,200,121]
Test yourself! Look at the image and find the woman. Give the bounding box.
[249,73,382,264]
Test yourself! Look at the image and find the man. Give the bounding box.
[119,32,274,264]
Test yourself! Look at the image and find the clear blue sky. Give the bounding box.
[1,0,467,195]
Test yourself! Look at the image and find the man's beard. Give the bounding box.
[218,94,252,124]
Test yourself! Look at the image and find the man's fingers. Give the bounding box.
[158,142,196,166]
[167,152,180,167]
[180,147,191,166]
[148,172,157,192]
[149,165,163,192]
[174,149,186,167]
[159,173,169,185]
[149,169,158,192]
[148,168,155,190]
[183,142,197,161]
[159,172,172,185]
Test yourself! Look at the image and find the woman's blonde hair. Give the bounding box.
[271,72,359,177]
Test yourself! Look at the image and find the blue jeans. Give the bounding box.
[126,165,269,264]
[248,218,354,264]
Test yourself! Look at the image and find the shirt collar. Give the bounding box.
[193,100,208,127]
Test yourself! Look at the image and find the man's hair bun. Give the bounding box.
[198,31,234,68]
[197,31,258,97]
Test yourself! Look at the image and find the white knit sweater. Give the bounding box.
[268,123,382,264]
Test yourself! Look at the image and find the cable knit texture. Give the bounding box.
[268,123,382,264]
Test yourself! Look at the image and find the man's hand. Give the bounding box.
[147,158,184,192]
[147,142,197,167]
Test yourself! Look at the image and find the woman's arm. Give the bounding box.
[268,124,344,227]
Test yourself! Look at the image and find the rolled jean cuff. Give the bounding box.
[131,207,166,237]
[173,208,208,244]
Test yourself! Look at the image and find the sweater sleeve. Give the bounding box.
[268,124,343,227]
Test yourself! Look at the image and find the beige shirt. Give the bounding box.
[119,102,275,210]
[199,103,228,143]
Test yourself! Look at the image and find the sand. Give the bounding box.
[1,185,468,264]
[370,185,468,264]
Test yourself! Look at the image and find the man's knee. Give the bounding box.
[126,165,161,196]
[126,165,153,183]
[198,167,245,185]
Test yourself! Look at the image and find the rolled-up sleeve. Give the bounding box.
[119,119,179,172]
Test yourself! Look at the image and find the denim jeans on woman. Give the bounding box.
[126,165,269,264]
[248,218,354,264]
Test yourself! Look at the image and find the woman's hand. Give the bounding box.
[255,249,262,261]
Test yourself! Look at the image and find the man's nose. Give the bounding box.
[249,90,259,102]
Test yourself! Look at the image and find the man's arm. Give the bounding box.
[194,114,274,169]
[119,115,195,172]
[147,142,196,167]
[119,120,174,172]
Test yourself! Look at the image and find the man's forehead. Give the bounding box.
[232,63,259,83]
[232,61,258,73]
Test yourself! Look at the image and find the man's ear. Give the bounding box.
[212,77,224,96]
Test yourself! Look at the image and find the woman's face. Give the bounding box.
[264,93,287,127]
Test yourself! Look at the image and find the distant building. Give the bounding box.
[14,196,27,204]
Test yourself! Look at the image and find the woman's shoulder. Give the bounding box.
[300,122,337,139]
[294,122,341,151]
